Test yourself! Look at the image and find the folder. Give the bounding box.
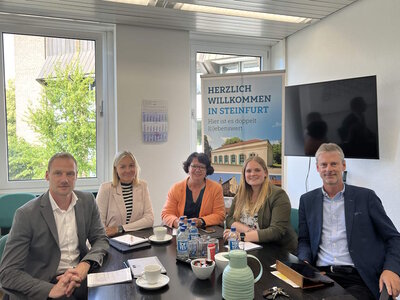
[276,260,334,289]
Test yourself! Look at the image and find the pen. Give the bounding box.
[123,261,129,269]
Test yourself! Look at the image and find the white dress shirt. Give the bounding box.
[316,186,354,267]
[49,192,80,274]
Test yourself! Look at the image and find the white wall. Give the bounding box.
[284,0,400,229]
[115,25,191,224]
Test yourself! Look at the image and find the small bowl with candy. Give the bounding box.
[191,258,215,280]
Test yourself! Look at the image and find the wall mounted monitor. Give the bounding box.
[284,75,379,159]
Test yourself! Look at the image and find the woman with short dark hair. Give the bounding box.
[161,152,225,228]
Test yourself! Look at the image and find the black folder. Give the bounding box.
[109,239,151,253]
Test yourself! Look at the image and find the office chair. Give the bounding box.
[290,208,299,235]
[0,193,36,236]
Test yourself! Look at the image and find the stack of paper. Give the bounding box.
[87,268,132,288]
[111,234,148,246]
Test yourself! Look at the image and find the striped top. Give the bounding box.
[121,182,133,223]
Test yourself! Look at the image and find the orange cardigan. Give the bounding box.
[161,178,225,227]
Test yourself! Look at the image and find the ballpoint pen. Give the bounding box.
[123,261,129,269]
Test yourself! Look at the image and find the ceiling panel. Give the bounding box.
[0,0,359,44]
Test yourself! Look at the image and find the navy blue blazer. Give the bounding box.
[297,184,400,298]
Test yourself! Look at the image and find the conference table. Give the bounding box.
[89,226,355,300]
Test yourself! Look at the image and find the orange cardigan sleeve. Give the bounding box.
[161,179,186,227]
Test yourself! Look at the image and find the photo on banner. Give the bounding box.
[202,71,284,200]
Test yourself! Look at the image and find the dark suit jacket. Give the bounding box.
[297,184,400,298]
[0,190,109,300]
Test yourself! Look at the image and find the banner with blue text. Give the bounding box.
[202,71,284,193]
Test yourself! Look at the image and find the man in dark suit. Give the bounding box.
[0,153,109,299]
[298,143,400,299]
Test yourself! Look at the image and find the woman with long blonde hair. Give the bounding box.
[224,156,297,252]
[96,151,154,237]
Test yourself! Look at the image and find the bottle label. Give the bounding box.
[177,240,188,253]
[229,239,239,250]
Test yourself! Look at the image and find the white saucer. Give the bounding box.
[149,234,173,243]
[136,274,169,290]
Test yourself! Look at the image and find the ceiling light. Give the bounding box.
[177,3,314,24]
[103,0,149,5]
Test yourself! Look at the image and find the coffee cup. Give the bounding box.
[154,226,167,240]
[140,264,161,284]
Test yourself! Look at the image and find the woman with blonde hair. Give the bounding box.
[224,156,297,252]
[96,151,154,237]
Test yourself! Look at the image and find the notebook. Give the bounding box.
[111,234,149,246]
[127,256,167,278]
[110,239,151,253]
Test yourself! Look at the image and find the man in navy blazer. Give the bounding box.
[298,143,400,299]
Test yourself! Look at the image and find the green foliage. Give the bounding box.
[6,61,96,180]
[272,142,282,165]
[6,80,47,180]
[222,137,243,146]
[203,135,212,158]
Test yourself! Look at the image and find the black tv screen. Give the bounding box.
[284,75,379,159]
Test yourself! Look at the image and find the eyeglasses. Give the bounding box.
[190,164,206,170]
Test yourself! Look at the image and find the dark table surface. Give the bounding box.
[89,227,355,300]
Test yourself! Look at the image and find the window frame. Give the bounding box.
[189,33,270,152]
[0,15,116,194]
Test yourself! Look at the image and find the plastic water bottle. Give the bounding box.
[188,221,199,259]
[189,220,199,240]
[177,225,189,260]
[228,226,240,251]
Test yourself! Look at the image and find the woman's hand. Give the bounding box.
[223,229,231,241]
[105,226,118,237]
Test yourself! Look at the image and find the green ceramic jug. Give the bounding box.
[222,249,263,300]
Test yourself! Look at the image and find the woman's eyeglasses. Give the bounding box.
[190,164,206,170]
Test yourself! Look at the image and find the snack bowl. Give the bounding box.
[191,258,215,280]
[214,252,229,271]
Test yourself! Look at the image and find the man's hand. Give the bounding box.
[73,261,91,280]
[49,270,81,298]
[379,269,400,298]
[106,226,118,237]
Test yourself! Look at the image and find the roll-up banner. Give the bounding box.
[201,71,284,197]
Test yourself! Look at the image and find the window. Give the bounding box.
[231,154,236,164]
[0,15,115,193]
[214,156,217,163]
[218,155,223,164]
[195,53,262,153]
[239,154,246,164]
[224,155,229,164]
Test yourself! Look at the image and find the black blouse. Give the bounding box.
[183,184,206,219]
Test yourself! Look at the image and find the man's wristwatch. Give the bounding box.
[240,232,246,242]
[118,225,125,234]
[82,259,99,270]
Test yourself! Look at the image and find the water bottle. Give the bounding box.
[188,221,199,259]
[177,225,189,260]
[189,221,199,240]
[179,215,187,224]
[228,226,240,251]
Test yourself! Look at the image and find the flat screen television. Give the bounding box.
[284,75,379,159]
